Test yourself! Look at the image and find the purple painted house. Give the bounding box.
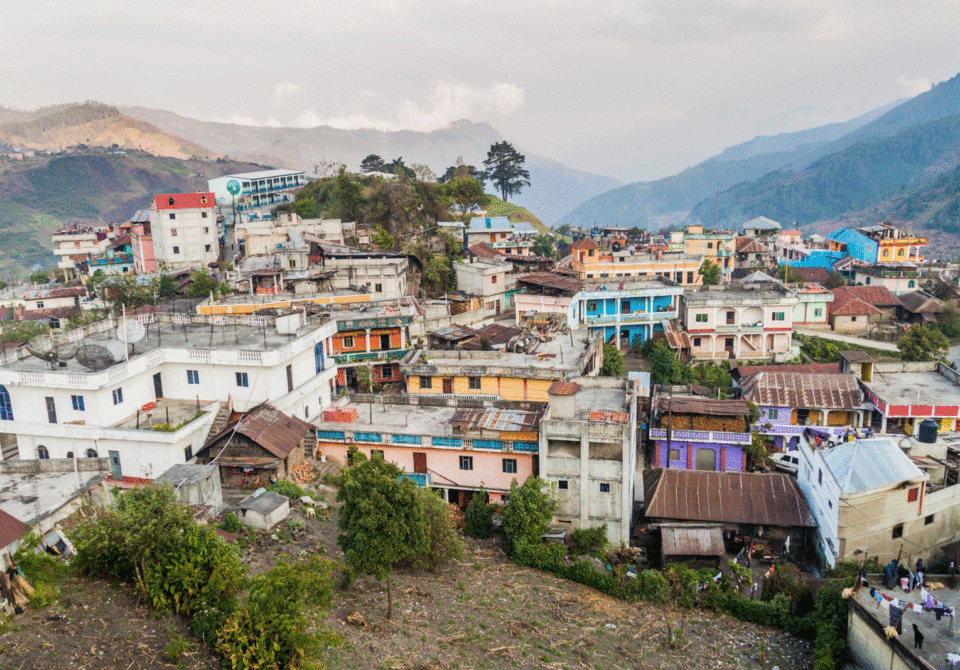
[650,396,752,472]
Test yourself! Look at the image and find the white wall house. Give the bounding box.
[150,193,220,270]
[0,313,338,479]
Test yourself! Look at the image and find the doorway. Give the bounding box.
[153,372,163,399]
[442,378,453,394]
[109,450,122,479]
[695,448,716,471]
[380,334,391,350]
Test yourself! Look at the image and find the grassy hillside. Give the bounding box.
[0,103,215,160]
[484,196,551,234]
[0,151,265,282]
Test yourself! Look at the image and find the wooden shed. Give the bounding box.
[659,524,725,569]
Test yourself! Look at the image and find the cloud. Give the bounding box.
[271,81,300,108]
[296,82,525,131]
[898,75,932,96]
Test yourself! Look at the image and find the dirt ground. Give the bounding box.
[0,474,813,670]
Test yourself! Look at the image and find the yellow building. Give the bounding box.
[681,226,736,281]
[569,239,704,286]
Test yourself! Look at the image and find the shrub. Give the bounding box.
[29,583,60,608]
[463,492,494,539]
[571,525,608,555]
[513,538,565,570]
[219,512,243,533]
[629,569,671,604]
[414,488,463,572]
[13,534,68,589]
[266,480,306,498]
[500,477,557,554]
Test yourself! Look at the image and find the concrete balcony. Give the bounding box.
[649,427,751,444]
[584,310,677,325]
[714,323,765,333]
[331,348,410,365]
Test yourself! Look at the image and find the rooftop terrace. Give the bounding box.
[864,365,960,408]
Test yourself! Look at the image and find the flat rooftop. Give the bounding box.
[320,403,458,436]
[111,398,215,431]
[580,276,681,293]
[682,287,794,302]
[864,369,960,407]
[0,470,106,525]
[570,386,628,418]
[409,331,596,372]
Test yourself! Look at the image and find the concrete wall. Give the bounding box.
[847,598,936,670]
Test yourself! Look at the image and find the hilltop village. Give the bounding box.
[2,166,960,670]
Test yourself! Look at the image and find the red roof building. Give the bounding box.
[153,193,215,210]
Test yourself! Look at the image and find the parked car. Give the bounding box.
[770,452,799,475]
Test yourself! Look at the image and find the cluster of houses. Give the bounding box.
[2,184,960,585]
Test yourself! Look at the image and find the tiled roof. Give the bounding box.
[22,306,81,320]
[735,237,772,254]
[829,296,882,317]
[548,381,582,396]
[733,363,839,377]
[739,371,862,409]
[898,290,943,314]
[571,238,600,251]
[643,469,815,527]
[154,193,215,210]
[0,509,31,549]
[787,266,832,284]
[834,285,901,308]
[467,242,504,260]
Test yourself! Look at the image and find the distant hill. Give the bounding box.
[0,151,264,282]
[557,100,902,230]
[0,103,216,160]
[122,107,620,226]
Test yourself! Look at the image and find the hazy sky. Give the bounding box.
[3,1,959,181]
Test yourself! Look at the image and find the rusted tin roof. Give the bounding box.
[428,324,478,341]
[734,363,838,377]
[206,405,314,459]
[548,381,582,396]
[0,509,31,550]
[516,272,583,294]
[450,408,543,433]
[657,397,751,416]
[660,525,725,557]
[739,371,862,410]
[643,469,816,528]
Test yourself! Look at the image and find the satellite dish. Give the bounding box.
[76,345,115,371]
[103,340,128,363]
[116,319,146,343]
[25,337,79,370]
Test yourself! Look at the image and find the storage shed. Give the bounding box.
[154,463,224,515]
[235,491,290,530]
[659,524,725,569]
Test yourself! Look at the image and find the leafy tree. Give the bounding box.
[601,343,626,377]
[29,269,51,284]
[359,154,386,173]
[464,491,494,539]
[372,225,398,250]
[336,451,427,619]
[154,273,177,299]
[355,365,372,393]
[500,476,557,554]
[1,320,49,342]
[693,362,732,391]
[483,141,531,202]
[442,175,489,213]
[329,168,364,220]
[420,252,456,299]
[898,323,949,362]
[530,233,558,259]
[642,339,694,386]
[383,156,416,179]
[414,488,463,571]
[412,163,437,183]
[937,304,960,338]
[0,280,7,291]
[629,226,643,240]
[187,268,221,299]
[438,160,486,184]
[699,259,721,285]
[96,274,155,314]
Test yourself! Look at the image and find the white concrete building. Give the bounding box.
[0,311,338,479]
[51,225,118,280]
[454,259,515,315]
[150,193,220,270]
[237,213,350,256]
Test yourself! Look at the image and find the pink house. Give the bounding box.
[129,209,155,273]
[316,402,542,506]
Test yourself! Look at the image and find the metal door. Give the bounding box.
[153,372,163,399]
[442,378,453,394]
[109,451,122,479]
[413,452,427,473]
[695,448,717,471]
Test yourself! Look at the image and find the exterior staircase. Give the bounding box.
[204,401,234,446]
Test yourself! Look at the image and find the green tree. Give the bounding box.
[937,304,960,338]
[372,225,398,250]
[186,268,221,299]
[530,233,558,259]
[483,141,531,202]
[500,476,558,554]
[420,253,456,299]
[642,339,694,386]
[414,488,463,572]
[898,323,949,362]
[442,175,489,213]
[329,168,364,220]
[360,154,386,173]
[383,157,416,179]
[699,259,721,286]
[96,274,154,314]
[464,491,494,539]
[438,160,486,184]
[154,273,177,299]
[355,365,372,393]
[1,320,49,342]
[336,452,427,619]
[29,269,51,284]
[601,343,626,376]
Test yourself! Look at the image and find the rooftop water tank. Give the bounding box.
[918,419,939,444]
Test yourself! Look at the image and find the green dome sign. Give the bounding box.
[226,179,241,196]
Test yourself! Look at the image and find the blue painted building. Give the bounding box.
[827,229,878,264]
[571,276,682,347]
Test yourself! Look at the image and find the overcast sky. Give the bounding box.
[2,0,959,182]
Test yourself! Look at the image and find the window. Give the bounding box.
[668,448,680,462]
[205,244,211,252]
[587,301,598,312]
[468,377,481,390]
[772,312,785,321]
[202,212,208,219]
[600,483,611,493]
[693,337,701,347]
[66,452,73,459]
[172,246,180,254]
[371,449,384,460]
[236,372,249,387]
[36,301,44,308]
[828,500,833,509]
[186,370,199,385]
[419,376,432,389]
[286,364,293,392]
[491,275,498,284]
[558,480,568,490]
[850,316,858,323]
[907,487,919,503]
[171,228,178,236]
[37,446,49,459]
[342,336,355,348]
[375,283,382,292]
[86,448,97,458]
[45,397,57,423]
[686,272,694,284]
[71,395,85,411]
[908,280,916,288]
[695,313,708,323]
[502,458,517,474]
[184,445,193,461]
[814,308,823,317]
[459,455,473,470]
[925,514,935,525]
[112,388,123,404]
[315,342,325,374]
[892,524,904,539]
[769,409,779,420]
[169,213,176,220]
[726,311,735,324]
[818,468,823,485]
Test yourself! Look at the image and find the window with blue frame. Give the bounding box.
[315,342,325,373]
[187,370,199,385]
[236,372,249,387]
[0,384,13,421]
[112,388,123,405]
[71,395,85,411]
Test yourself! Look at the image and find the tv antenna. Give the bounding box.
[25,337,79,370]
[76,344,115,371]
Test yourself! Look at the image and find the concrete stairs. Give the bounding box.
[204,402,234,445]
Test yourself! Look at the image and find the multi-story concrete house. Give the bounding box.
[572,276,683,348]
[454,259,517,315]
[679,284,799,361]
[792,284,833,327]
[0,310,338,479]
[464,217,534,256]
[316,400,543,505]
[540,377,638,545]
[741,216,782,238]
[314,250,408,301]
[128,209,156,273]
[681,226,736,282]
[51,224,118,281]
[150,193,220,270]
[648,395,752,472]
[852,264,944,295]
[569,239,704,286]
[329,302,417,391]
[828,224,926,265]
[208,169,307,219]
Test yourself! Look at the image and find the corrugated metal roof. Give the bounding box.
[661,525,725,557]
[822,437,925,493]
[206,405,313,459]
[742,216,782,231]
[734,363,839,377]
[739,371,862,410]
[428,325,477,341]
[657,397,751,416]
[467,242,504,260]
[450,408,543,433]
[643,469,816,528]
[516,272,583,294]
[548,381,581,396]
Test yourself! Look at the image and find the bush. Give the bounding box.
[13,534,68,589]
[628,569,671,604]
[414,488,463,572]
[513,538,566,570]
[463,493,494,539]
[219,512,243,533]
[500,477,557,554]
[571,525,608,555]
[266,480,306,498]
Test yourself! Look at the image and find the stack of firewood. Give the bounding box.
[0,560,34,610]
